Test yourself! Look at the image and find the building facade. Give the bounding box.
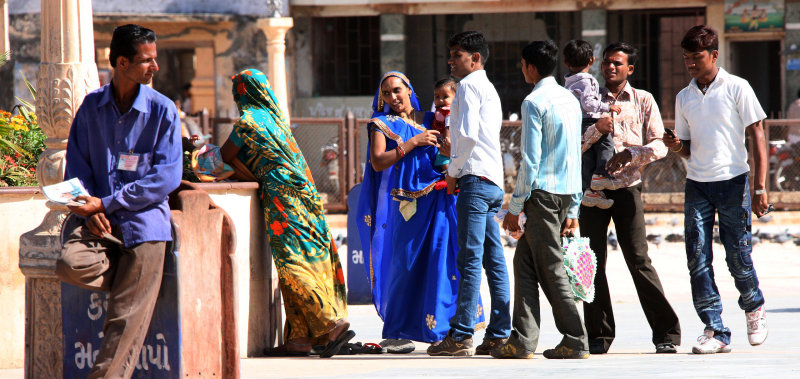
[3,0,799,123]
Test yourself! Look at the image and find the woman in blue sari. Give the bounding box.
[357,71,485,344]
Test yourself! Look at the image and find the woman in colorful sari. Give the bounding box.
[357,71,485,345]
[221,69,352,358]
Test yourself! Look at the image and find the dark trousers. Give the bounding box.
[509,190,588,352]
[56,222,165,379]
[581,117,615,190]
[578,184,681,351]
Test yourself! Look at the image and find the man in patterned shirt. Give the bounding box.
[578,42,681,355]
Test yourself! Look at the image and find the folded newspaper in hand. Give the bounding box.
[42,178,89,206]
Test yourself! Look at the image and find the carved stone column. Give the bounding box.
[190,46,216,116]
[257,17,293,122]
[1,0,8,54]
[18,1,99,378]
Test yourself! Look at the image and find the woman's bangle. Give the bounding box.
[670,143,683,153]
[396,145,406,157]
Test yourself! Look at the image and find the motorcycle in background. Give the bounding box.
[320,137,340,197]
[500,128,521,193]
[772,140,800,191]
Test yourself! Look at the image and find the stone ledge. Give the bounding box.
[0,186,42,195]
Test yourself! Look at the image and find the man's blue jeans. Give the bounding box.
[450,175,511,341]
[684,173,765,345]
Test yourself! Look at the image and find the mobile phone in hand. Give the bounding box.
[664,128,676,138]
[757,203,774,218]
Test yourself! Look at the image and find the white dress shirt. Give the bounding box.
[447,70,504,188]
[675,67,766,182]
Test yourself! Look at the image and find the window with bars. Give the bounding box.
[406,12,581,117]
[312,16,381,96]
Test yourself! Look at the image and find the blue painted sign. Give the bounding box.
[346,184,371,304]
[61,249,181,378]
[788,59,800,71]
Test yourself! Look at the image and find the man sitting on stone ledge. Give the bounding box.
[55,24,182,379]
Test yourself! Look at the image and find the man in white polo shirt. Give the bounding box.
[665,25,769,355]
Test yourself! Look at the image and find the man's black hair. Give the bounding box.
[448,31,490,65]
[109,24,157,68]
[680,25,718,53]
[521,40,559,78]
[563,40,594,69]
[602,42,638,67]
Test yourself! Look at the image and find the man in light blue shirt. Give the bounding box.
[494,40,588,359]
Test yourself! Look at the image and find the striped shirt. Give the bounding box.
[508,76,583,218]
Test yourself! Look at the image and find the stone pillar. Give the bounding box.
[190,46,216,116]
[785,2,800,112]
[580,8,607,86]
[379,14,405,74]
[706,2,727,70]
[18,1,99,378]
[1,0,8,54]
[257,17,293,122]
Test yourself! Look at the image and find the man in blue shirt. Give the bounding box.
[494,40,588,359]
[55,24,182,379]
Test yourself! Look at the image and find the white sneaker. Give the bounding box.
[590,174,624,191]
[581,189,613,209]
[692,330,731,354]
[746,305,768,346]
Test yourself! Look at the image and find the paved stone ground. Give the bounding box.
[2,213,798,378]
[233,213,799,378]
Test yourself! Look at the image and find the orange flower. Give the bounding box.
[270,220,284,236]
[272,197,285,213]
[237,82,247,95]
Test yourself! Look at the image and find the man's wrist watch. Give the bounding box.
[754,189,766,195]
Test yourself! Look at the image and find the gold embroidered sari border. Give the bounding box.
[370,118,403,143]
[390,180,438,200]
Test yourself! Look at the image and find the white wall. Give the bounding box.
[0,190,48,368]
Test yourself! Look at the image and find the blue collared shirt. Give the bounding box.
[508,76,583,218]
[65,83,182,247]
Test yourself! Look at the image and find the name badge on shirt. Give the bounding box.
[117,152,140,171]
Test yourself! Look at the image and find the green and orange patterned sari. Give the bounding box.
[228,69,347,343]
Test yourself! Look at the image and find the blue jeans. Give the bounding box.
[684,173,765,345]
[450,175,511,341]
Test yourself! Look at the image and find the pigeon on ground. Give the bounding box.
[334,234,346,249]
[665,233,684,243]
[774,229,792,244]
[608,230,618,250]
[646,233,663,248]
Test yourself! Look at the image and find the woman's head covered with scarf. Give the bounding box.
[371,71,422,118]
[231,69,289,131]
